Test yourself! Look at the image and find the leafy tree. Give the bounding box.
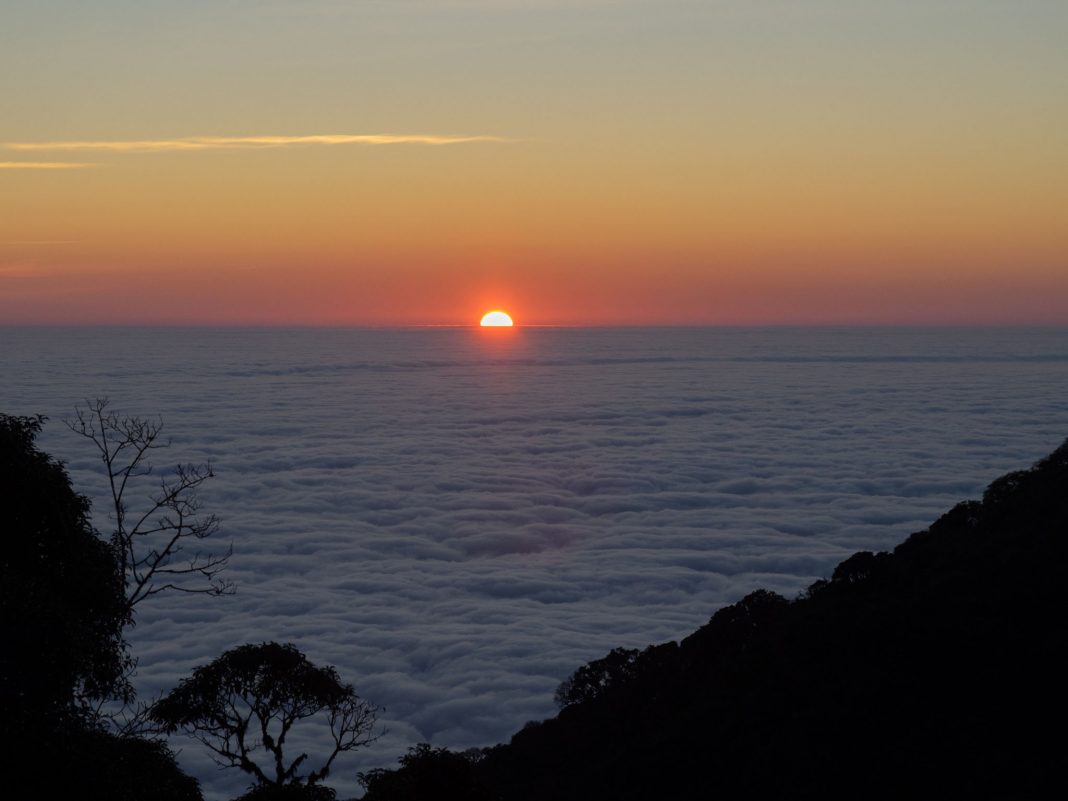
[359,744,495,801]
[67,397,233,613]
[0,413,131,726]
[678,588,789,656]
[1,413,200,799]
[151,642,380,789]
[553,647,641,708]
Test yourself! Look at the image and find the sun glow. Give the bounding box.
[480,310,514,327]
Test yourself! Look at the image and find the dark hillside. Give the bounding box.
[365,441,1068,800]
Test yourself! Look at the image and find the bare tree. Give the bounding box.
[151,642,381,787]
[66,397,233,614]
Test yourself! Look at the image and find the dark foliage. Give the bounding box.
[152,642,380,788]
[232,783,337,801]
[59,729,203,801]
[3,726,200,800]
[1,413,200,799]
[553,647,642,708]
[359,744,495,801]
[0,413,131,725]
[375,440,1068,800]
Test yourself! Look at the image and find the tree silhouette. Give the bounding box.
[67,397,233,613]
[1,413,131,726]
[359,744,495,801]
[151,642,380,789]
[1,413,200,799]
[554,647,641,708]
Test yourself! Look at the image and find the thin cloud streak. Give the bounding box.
[1,241,80,246]
[0,162,95,169]
[5,134,515,153]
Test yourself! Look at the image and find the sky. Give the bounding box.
[2,1,1066,326]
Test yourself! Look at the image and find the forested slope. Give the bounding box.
[364,441,1068,800]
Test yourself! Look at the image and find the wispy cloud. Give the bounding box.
[1,240,80,246]
[4,134,514,153]
[0,161,95,169]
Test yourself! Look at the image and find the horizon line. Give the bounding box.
[3,322,1065,330]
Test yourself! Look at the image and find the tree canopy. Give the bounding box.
[359,744,495,801]
[0,413,131,728]
[1,412,200,799]
[152,642,380,789]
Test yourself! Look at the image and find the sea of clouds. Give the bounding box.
[3,326,1067,799]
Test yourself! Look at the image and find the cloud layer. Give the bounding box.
[3,326,1067,799]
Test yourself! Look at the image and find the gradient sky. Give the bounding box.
[2,0,1066,325]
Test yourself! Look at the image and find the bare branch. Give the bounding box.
[66,398,233,615]
[305,691,381,784]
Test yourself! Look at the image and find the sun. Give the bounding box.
[480,310,514,327]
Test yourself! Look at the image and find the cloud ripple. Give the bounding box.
[2,326,1066,799]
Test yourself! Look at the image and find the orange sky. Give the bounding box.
[2,2,1066,325]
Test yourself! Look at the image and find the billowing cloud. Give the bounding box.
[3,327,1066,800]
[4,134,513,153]
[0,161,94,169]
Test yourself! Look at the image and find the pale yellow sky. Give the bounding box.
[2,1,1066,324]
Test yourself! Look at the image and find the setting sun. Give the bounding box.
[480,311,514,327]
